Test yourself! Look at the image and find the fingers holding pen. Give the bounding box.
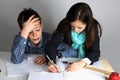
[48,63,60,73]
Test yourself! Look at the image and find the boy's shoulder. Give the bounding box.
[42,32,51,40]
[42,32,51,36]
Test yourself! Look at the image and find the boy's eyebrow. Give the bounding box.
[34,26,41,30]
[34,27,39,29]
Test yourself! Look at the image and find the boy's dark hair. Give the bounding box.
[17,8,41,29]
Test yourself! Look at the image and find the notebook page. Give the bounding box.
[56,58,105,80]
[28,70,105,80]
[28,72,64,80]
[63,70,105,80]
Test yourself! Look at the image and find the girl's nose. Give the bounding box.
[74,28,78,32]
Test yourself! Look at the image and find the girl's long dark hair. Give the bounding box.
[56,2,102,49]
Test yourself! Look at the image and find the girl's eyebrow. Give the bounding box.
[72,25,82,29]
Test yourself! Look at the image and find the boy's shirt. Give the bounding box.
[11,32,51,64]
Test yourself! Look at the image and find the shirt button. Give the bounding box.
[24,42,26,44]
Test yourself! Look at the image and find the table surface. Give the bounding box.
[0,51,114,80]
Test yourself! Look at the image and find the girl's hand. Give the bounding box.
[34,55,46,65]
[66,60,87,72]
[48,62,60,73]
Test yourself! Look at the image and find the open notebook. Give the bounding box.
[28,58,106,80]
[28,71,105,80]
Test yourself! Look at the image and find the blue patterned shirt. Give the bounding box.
[11,32,51,64]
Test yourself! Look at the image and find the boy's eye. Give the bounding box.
[35,29,40,31]
[29,31,32,34]
[34,26,41,31]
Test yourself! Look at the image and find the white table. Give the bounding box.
[0,51,28,80]
[0,51,114,80]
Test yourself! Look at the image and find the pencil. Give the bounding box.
[84,66,112,75]
[46,55,57,67]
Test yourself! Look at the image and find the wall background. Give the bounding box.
[0,0,120,72]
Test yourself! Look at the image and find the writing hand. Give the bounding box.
[66,60,87,72]
[48,62,60,73]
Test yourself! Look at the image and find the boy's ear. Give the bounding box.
[20,29,22,32]
[41,23,43,29]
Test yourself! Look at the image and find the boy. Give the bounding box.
[11,8,51,64]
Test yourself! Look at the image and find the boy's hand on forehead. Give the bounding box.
[20,15,40,39]
[29,15,40,23]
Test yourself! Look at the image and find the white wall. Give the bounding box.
[0,0,120,72]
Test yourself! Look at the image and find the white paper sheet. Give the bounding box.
[28,58,106,80]
[5,54,48,76]
[28,70,105,80]
[28,72,64,80]
[56,58,104,72]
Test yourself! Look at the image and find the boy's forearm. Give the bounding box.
[11,51,25,64]
[11,45,26,64]
[11,35,27,64]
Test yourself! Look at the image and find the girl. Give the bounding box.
[46,2,102,72]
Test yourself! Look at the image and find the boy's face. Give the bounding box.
[28,22,43,45]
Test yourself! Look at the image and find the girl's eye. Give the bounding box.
[78,27,82,29]
[71,25,75,29]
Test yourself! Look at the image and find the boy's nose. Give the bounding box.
[33,31,37,37]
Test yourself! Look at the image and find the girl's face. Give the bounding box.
[28,22,43,46]
[71,20,87,33]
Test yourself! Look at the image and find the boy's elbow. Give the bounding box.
[11,50,25,64]
[11,57,23,64]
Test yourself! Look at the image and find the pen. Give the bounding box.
[46,55,57,67]
[62,61,72,65]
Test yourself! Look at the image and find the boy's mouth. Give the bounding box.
[33,38,39,41]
